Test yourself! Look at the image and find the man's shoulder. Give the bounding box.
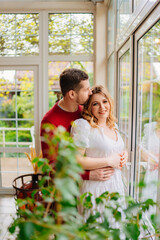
[41,102,60,123]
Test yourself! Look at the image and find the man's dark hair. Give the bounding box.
[60,68,88,96]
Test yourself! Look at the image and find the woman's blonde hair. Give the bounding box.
[82,85,117,129]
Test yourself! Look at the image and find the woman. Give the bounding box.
[71,85,127,220]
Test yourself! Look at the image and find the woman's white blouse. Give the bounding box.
[71,118,126,221]
[71,118,124,158]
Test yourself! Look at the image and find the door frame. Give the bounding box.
[117,38,134,196]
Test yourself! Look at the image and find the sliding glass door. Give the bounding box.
[133,9,160,217]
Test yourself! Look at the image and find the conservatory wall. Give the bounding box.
[0,0,159,217]
[107,0,160,225]
[0,1,107,194]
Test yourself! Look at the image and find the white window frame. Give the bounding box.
[117,39,134,195]
[132,3,160,201]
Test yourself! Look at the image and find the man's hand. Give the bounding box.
[89,167,115,181]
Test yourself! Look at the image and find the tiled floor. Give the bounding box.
[0,195,16,240]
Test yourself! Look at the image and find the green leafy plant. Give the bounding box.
[9,125,160,240]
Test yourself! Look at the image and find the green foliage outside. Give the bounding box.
[8,126,160,240]
[0,91,34,143]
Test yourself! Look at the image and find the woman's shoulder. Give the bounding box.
[71,118,91,148]
[72,118,91,129]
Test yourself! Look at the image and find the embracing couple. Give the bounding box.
[40,68,128,218]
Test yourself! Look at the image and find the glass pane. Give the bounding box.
[48,61,93,109]
[0,70,16,91]
[17,91,34,119]
[49,35,70,55]
[18,129,32,148]
[0,92,16,119]
[119,50,130,149]
[134,0,142,10]
[0,13,39,57]
[48,13,93,55]
[71,35,93,54]
[108,0,115,55]
[107,53,114,99]
[118,49,131,194]
[117,0,132,38]
[2,173,18,188]
[0,69,34,151]
[0,121,16,147]
[1,152,33,188]
[16,70,34,91]
[135,21,160,216]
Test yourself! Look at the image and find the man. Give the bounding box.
[41,68,119,180]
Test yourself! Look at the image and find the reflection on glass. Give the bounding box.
[0,14,39,56]
[117,0,132,38]
[135,21,160,216]
[118,49,131,193]
[108,0,115,55]
[48,13,93,55]
[107,53,114,99]
[48,61,93,109]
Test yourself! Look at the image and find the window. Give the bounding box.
[117,41,132,194]
[48,13,94,108]
[0,14,39,56]
[0,67,36,190]
[48,61,93,109]
[48,13,93,55]
[119,50,131,150]
[135,20,160,215]
[116,0,132,39]
[0,69,34,148]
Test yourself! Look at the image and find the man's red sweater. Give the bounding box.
[40,102,89,180]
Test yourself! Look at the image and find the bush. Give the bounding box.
[9,126,160,240]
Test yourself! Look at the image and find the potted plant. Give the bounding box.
[12,147,43,210]
[9,125,160,239]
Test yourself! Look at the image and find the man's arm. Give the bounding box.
[81,170,90,180]
[81,168,115,181]
[89,167,115,181]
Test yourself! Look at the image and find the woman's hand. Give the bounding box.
[108,153,121,168]
[120,150,128,167]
